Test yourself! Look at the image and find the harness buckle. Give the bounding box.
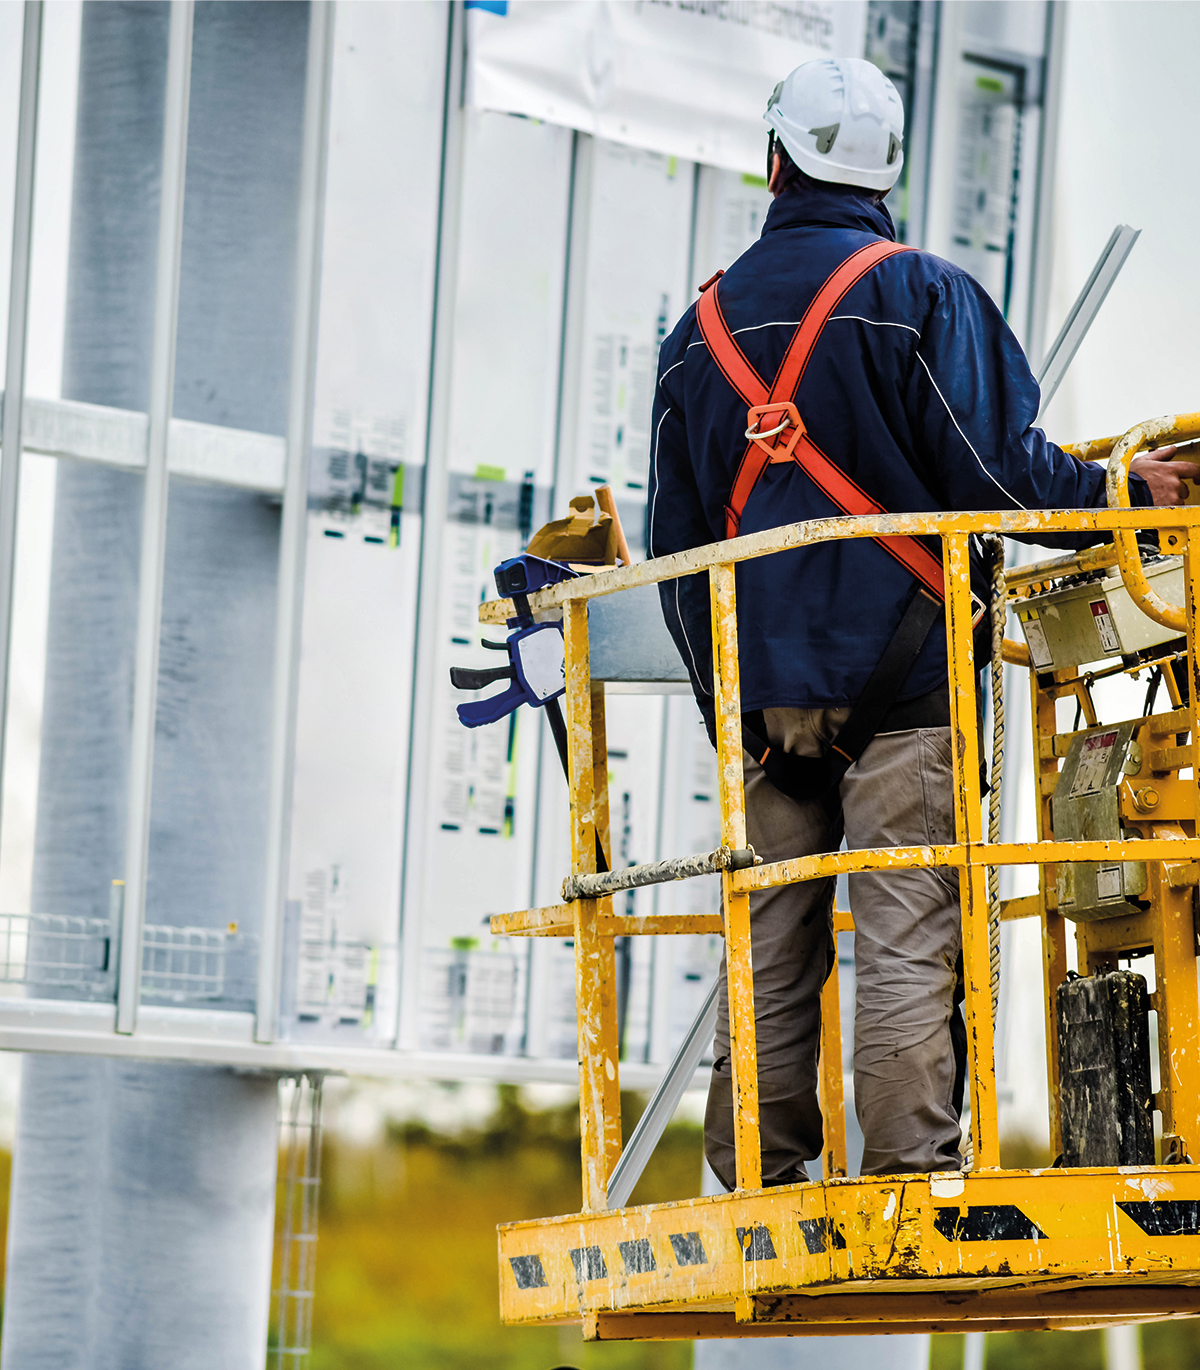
[745,402,805,461]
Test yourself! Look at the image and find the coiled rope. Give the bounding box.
[983,534,1007,1022]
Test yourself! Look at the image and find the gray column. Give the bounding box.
[3,3,310,1364]
[3,1059,279,1369]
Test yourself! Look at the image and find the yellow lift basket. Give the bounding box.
[486,414,1200,1341]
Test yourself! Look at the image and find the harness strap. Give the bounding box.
[741,587,944,802]
[696,240,944,600]
[695,242,956,802]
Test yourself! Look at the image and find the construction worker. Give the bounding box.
[647,57,1198,1186]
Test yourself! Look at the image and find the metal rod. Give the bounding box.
[562,846,757,903]
[1004,542,1119,592]
[945,531,1000,1168]
[1025,0,1067,363]
[606,977,718,1210]
[544,697,608,873]
[710,562,761,1191]
[116,0,193,1035]
[1102,1325,1141,1370]
[497,507,1190,619]
[1036,224,1139,421]
[0,2,43,861]
[544,696,570,777]
[255,0,335,1045]
[396,0,466,1052]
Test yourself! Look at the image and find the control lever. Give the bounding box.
[449,664,514,691]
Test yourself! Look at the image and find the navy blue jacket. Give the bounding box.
[647,183,1148,721]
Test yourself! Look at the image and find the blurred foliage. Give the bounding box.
[303,1085,699,1370]
[0,1148,10,1292]
[998,1131,1053,1171]
[301,1097,1200,1369]
[300,1096,1200,1370]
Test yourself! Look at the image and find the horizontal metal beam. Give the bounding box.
[499,1167,1200,1328]
[0,998,710,1087]
[491,904,723,937]
[735,836,1200,893]
[0,392,286,492]
[482,506,1200,618]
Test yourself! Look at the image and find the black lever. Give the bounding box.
[449,664,514,691]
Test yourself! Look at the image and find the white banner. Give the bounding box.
[464,0,868,175]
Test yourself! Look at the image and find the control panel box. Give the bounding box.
[1016,556,1184,672]
[1051,720,1147,921]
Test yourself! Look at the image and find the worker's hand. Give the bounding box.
[1130,443,1200,506]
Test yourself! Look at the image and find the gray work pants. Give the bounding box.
[704,707,964,1185]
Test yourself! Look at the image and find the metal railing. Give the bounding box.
[0,908,255,1003]
[271,1073,325,1367]
[489,494,1200,1205]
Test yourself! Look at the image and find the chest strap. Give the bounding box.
[696,240,944,600]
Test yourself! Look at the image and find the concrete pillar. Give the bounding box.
[2,3,310,1364]
[3,1060,279,1368]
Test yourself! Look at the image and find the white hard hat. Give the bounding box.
[765,58,904,193]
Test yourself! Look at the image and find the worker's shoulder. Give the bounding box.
[656,300,700,396]
[836,244,981,310]
[885,248,1002,317]
[896,247,984,290]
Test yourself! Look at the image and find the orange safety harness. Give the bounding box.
[695,241,955,799]
[696,239,944,600]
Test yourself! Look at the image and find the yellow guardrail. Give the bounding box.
[1106,411,1200,631]
[488,502,1200,1205]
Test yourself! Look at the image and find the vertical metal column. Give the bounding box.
[397,0,467,1051]
[945,531,1000,1169]
[0,1,42,854]
[115,0,193,1034]
[709,562,761,1192]
[524,127,591,1061]
[1028,0,1068,365]
[256,0,335,1045]
[563,598,621,1211]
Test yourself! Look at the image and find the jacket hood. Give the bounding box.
[762,180,897,242]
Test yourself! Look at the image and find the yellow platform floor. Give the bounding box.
[499,1167,1200,1338]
